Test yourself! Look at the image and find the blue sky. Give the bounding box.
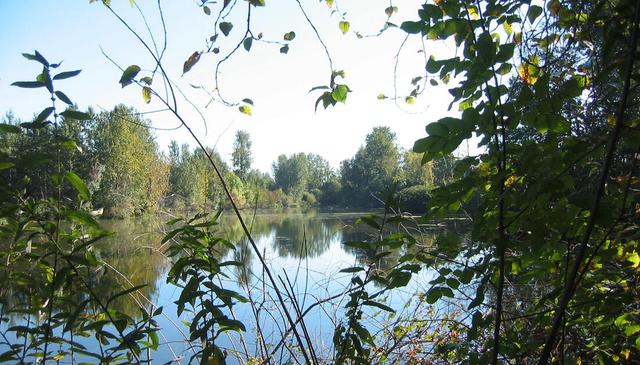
[0,0,457,173]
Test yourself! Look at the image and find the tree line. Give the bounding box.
[0,105,454,217]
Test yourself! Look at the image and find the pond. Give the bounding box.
[1,209,464,364]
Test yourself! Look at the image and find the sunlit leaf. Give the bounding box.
[239,105,252,116]
[142,86,152,104]
[0,162,15,170]
[65,172,90,200]
[119,65,141,88]
[339,21,350,34]
[65,211,99,228]
[331,84,348,103]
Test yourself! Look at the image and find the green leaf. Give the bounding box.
[203,5,211,15]
[339,267,364,273]
[385,6,397,17]
[53,70,81,80]
[61,110,91,120]
[65,172,90,200]
[34,107,55,124]
[476,32,494,64]
[400,21,423,34]
[426,287,442,304]
[36,71,53,92]
[11,81,45,88]
[239,105,252,116]
[377,93,387,100]
[615,314,632,328]
[140,76,153,85]
[248,0,265,6]
[363,300,395,313]
[279,44,290,54]
[183,52,201,74]
[331,84,349,103]
[316,91,336,111]
[528,5,543,23]
[496,43,515,63]
[339,21,350,34]
[65,211,99,228]
[625,324,640,336]
[22,51,49,66]
[219,22,233,36]
[284,31,296,41]
[55,91,73,105]
[61,139,82,152]
[242,98,254,105]
[243,37,253,51]
[0,162,15,170]
[119,65,141,88]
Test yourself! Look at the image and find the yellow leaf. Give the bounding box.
[467,6,479,19]
[505,175,520,186]
[142,87,152,104]
[621,349,631,360]
[53,354,65,361]
[502,21,512,35]
[405,96,415,104]
[239,105,252,116]
[518,62,539,85]
[607,115,616,126]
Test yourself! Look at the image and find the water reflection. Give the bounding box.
[1,210,460,364]
[91,217,168,316]
[1,211,448,319]
[88,211,371,316]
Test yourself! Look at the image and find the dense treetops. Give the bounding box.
[0,108,453,216]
